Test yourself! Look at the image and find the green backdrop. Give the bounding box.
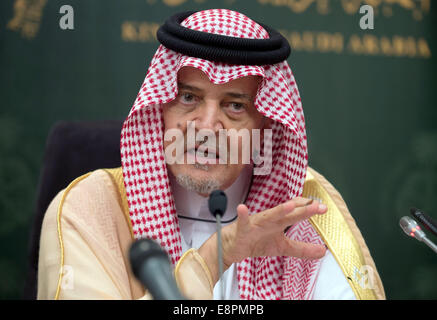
[0,0,436,299]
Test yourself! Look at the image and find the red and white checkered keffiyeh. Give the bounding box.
[120,9,324,300]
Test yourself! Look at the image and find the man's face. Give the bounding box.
[162,66,267,196]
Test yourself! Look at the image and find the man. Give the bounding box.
[37,9,385,300]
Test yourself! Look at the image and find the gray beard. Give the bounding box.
[176,173,221,196]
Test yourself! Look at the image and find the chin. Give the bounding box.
[169,163,240,191]
[182,162,226,180]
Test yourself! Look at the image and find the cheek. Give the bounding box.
[163,103,193,131]
[222,164,247,188]
[162,105,175,127]
[163,105,184,133]
[163,109,179,150]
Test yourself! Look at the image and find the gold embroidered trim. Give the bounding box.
[54,172,91,300]
[103,168,134,239]
[305,169,379,300]
[174,248,214,292]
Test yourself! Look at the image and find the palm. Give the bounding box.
[221,198,327,267]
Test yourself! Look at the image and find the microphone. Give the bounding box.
[410,207,437,237]
[129,238,186,300]
[209,190,227,218]
[399,216,437,254]
[208,190,228,300]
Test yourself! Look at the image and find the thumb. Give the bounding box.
[236,204,250,231]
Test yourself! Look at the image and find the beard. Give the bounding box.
[175,172,222,196]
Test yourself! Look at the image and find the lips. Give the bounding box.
[187,147,220,159]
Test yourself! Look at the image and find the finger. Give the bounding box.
[291,197,316,207]
[282,238,327,260]
[273,197,317,218]
[259,199,297,221]
[236,204,250,231]
[283,200,327,226]
[290,197,328,214]
[256,198,323,225]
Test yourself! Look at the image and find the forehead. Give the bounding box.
[177,66,262,94]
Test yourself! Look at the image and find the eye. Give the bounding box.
[179,92,198,105]
[225,102,246,113]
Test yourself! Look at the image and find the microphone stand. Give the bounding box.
[422,237,437,254]
[215,212,224,300]
[208,190,228,300]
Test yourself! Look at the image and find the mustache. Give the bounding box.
[183,133,229,155]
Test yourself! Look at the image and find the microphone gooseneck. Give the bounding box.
[129,238,186,300]
[400,216,437,255]
[208,190,228,300]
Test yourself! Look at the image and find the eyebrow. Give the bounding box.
[178,82,202,92]
[178,82,253,101]
[224,92,252,101]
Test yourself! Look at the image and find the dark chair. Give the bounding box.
[22,120,124,299]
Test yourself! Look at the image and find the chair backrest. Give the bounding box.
[22,120,123,299]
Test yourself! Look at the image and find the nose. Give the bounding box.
[194,99,224,132]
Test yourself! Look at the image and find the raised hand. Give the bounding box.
[198,197,328,284]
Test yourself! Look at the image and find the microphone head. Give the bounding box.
[399,216,426,242]
[208,190,227,218]
[129,238,169,279]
